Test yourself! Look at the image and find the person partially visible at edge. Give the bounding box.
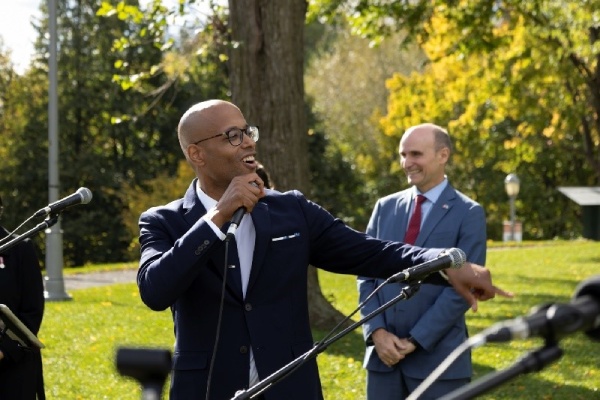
[255,162,273,190]
[358,123,487,399]
[136,99,512,400]
[0,195,46,399]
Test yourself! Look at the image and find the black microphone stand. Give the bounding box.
[439,336,563,400]
[0,214,59,253]
[231,281,422,400]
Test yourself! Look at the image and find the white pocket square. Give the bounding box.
[272,232,300,242]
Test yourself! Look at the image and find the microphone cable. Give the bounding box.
[205,234,235,400]
[263,277,410,392]
[314,267,432,353]
[0,215,37,246]
[406,335,485,400]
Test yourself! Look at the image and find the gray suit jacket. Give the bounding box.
[358,183,486,381]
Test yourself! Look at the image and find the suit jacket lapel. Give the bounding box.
[182,178,205,227]
[398,195,412,235]
[182,179,244,299]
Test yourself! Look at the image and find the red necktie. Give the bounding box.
[404,195,426,244]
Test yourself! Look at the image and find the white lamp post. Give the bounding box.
[504,173,520,241]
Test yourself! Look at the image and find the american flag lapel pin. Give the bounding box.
[442,204,449,209]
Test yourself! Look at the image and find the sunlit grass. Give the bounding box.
[41,284,173,399]
[40,240,600,399]
[317,240,600,399]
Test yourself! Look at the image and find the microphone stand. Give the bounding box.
[231,281,422,400]
[0,214,59,253]
[439,337,564,400]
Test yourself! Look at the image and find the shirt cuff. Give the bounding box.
[201,212,226,241]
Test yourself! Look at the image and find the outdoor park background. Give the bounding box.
[0,1,599,398]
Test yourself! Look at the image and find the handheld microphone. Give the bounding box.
[388,247,466,283]
[34,187,93,218]
[226,182,259,239]
[483,275,600,343]
[226,207,246,238]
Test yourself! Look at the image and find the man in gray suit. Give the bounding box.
[358,123,487,399]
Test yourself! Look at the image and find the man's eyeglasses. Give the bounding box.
[193,126,259,147]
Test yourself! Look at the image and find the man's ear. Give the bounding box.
[438,146,450,163]
[187,145,205,166]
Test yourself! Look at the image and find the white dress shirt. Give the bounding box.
[197,183,260,386]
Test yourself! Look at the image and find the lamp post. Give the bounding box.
[504,173,520,241]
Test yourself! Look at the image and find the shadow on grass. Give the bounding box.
[470,360,597,399]
[312,327,366,359]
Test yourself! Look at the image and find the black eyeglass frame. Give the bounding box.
[193,126,259,147]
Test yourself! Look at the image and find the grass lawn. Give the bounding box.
[39,240,600,399]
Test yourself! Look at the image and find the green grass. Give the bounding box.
[40,240,600,399]
[316,239,600,399]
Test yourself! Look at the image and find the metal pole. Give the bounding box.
[509,195,516,241]
[45,0,71,301]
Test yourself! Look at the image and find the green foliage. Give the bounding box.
[376,5,594,240]
[3,0,598,271]
[307,0,600,241]
[0,48,56,254]
[121,160,195,259]
[0,0,230,266]
[305,24,426,229]
[39,240,600,399]
[2,0,186,265]
[307,120,373,230]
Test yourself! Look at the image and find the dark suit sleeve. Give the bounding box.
[15,239,45,335]
[137,208,225,311]
[357,199,389,341]
[294,191,443,279]
[0,238,44,362]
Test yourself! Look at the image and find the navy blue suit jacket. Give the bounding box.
[358,183,486,381]
[138,179,443,400]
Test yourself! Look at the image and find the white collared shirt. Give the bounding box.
[197,184,256,297]
[408,178,449,229]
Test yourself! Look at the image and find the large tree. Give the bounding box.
[100,0,351,328]
[227,1,350,329]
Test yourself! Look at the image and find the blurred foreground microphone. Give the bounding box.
[574,275,600,341]
[116,347,171,400]
[34,187,93,218]
[388,247,466,283]
[484,275,600,343]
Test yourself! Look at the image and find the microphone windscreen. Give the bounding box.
[447,248,467,269]
[77,187,93,204]
[573,275,600,341]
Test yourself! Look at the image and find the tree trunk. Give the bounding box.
[227,0,350,330]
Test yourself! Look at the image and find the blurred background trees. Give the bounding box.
[0,0,598,268]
